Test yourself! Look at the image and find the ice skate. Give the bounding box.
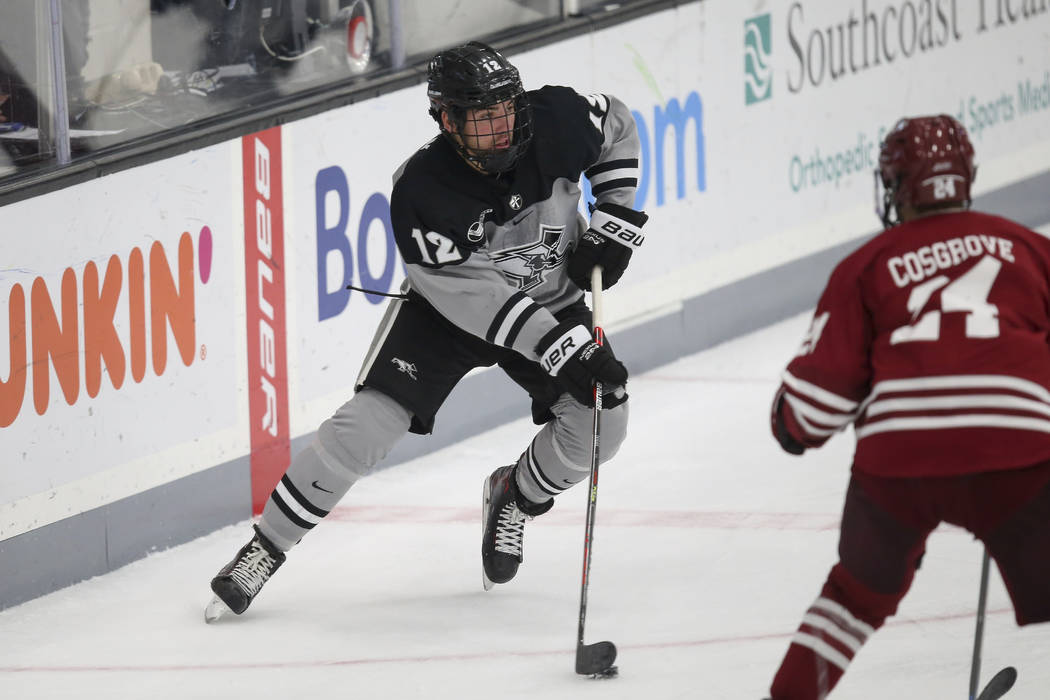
[481,465,553,590]
[204,525,286,623]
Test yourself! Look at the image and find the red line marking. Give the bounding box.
[321,506,975,536]
[321,505,844,530]
[0,607,1012,674]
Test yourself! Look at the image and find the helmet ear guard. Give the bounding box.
[428,102,466,131]
[875,114,976,227]
[874,169,901,229]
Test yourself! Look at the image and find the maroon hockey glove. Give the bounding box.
[537,321,627,406]
[568,202,648,290]
[771,386,806,455]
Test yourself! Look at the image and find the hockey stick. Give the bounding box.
[975,667,1017,700]
[575,265,618,678]
[969,548,1018,700]
[968,549,990,700]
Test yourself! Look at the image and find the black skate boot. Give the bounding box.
[482,465,553,590]
[204,525,286,623]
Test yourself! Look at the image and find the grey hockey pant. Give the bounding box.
[257,388,628,551]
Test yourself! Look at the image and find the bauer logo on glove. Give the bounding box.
[539,324,593,375]
[568,202,649,291]
[536,321,628,406]
[595,215,645,248]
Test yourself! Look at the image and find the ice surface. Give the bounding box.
[2,312,1046,699]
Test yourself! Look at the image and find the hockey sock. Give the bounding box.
[770,564,903,700]
[258,388,411,550]
[515,394,628,505]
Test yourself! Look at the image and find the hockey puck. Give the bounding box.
[591,665,619,679]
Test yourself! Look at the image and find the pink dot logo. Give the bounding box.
[198,226,213,283]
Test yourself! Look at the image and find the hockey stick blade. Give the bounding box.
[576,640,617,677]
[975,666,1017,700]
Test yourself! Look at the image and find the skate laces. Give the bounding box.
[228,540,279,596]
[493,502,528,557]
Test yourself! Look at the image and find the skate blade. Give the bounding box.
[482,477,495,592]
[204,595,233,624]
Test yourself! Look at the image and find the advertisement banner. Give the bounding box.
[242,128,291,514]
[282,92,415,435]
[3,0,1048,544]
[528,1,1050,324]
[0,144,244,539]
[275,0,1050,436]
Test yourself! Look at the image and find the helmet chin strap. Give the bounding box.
[476,145,520,173]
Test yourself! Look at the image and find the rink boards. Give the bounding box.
[2,0,1050,608]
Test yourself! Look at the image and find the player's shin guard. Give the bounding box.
[515,394,628,505]
[770,564,902,700]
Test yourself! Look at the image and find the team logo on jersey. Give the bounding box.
[391,357,418,380]
[490,224,569,292]
[508,194,523,211]
[467,208,493,243]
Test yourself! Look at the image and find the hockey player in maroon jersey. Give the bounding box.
[766,114,1050,699]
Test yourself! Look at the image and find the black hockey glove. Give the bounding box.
[536,321,628,406]
[771,386,806,455]
[568,202,649,291]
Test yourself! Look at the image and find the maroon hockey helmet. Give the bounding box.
[876,114,976,227]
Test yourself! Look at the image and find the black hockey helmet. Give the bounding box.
[426,41,532,173]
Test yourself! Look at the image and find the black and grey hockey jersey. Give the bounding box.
[389,85,641,363]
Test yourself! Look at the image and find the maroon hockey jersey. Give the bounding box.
[777,210,1050,477]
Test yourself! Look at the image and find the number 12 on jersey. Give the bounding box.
[411,228,464,265]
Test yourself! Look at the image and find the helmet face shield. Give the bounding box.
[426,42,533,172]
[452,94,532,172]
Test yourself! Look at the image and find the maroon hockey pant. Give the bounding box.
[770,462,1050,700]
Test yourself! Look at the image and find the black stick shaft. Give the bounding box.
[577,266,605,653]
[969,549,991,700]
[576,373,602,651]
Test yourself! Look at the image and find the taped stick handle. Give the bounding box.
[590,266,604,331]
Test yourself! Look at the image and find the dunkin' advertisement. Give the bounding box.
[0,145,245,538]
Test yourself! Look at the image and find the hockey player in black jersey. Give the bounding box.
[206,41,647,620]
